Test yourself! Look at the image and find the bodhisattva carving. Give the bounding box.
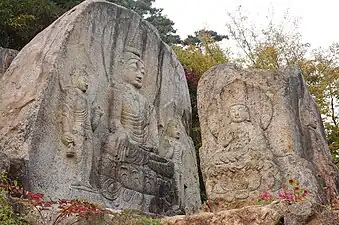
[61,70,103,190]
[208,103,281,202]
[159,119,184,207]
[98,47,176,214]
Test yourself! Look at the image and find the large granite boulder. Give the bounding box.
[197,64,339,217]
[0,46,18,78]
[0,0,201,215]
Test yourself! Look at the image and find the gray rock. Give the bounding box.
[0,0,200,215]
[0,152,10,174]
[0,46,18,78]
[197,64,338,217]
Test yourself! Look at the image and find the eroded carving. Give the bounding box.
[207,103,281,202]
[61,69,103,190]
[159,119,184,206]
[98,47,176,214]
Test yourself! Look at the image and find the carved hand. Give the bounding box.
[114,131,129,150]
[61,132,74,147]
[222,131,234,148]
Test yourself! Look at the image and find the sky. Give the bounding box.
[154,0,339,50]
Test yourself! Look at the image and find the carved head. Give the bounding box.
[165,119,181,139]
[229,104,250,123]
[121,47,145,89]
[72,70,89,93]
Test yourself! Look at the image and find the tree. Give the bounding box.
[173,31,229,200]
[226,6,339,162]
[175,30,229,76]
[174,30,229,149]
[0,0,61,49]
[52,0,82,9]
[54,0,181,44]
[108,0,181,44]
[0,0,180,50]
[182,29,228,46]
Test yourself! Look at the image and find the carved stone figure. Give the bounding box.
[198,64,339,220]
[159,116,201,214]
[159,119,183,207]
[98,47,176,214]
[61,69,103,190]
[207,103,281,203]
[0,0,200,215]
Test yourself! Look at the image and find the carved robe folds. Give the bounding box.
[0,0,201,216]
[98,69,177,213]
[198,64,339,214]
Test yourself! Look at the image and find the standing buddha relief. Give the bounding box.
[206,80,282,205]
[61,69,103,190]
[98,47,177,214]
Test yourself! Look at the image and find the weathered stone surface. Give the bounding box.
[0,0,200,214]
[197,64,339,211]
[161,204,283,225]
[162,201,339,225]
[0,152,10,174]
[0,47,18,78]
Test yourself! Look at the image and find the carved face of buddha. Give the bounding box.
[75,75,89,93]
[122,53,145,89]
[229,104,250,123]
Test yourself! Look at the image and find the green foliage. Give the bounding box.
[108,0,156,16]
[0,189,22,225]
[0,0,180,50]
[108,0,180,44]
[327,124,339,164]
[174,32,229,201]
[146,10,181,45]
[52,0,82,9]
[226,6,339,161]
[174,31,229,76]
[0,0,61,49]
[173,33,228,152]
[182,29,228,46]
[0,175,23,225]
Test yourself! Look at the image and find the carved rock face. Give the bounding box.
[0,0,200,215]
[198,64,339,213]
[162,203,284,225]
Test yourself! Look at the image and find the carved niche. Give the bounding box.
[203,79,282,206]
[61,68,103,191]
[97,47,177,214]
